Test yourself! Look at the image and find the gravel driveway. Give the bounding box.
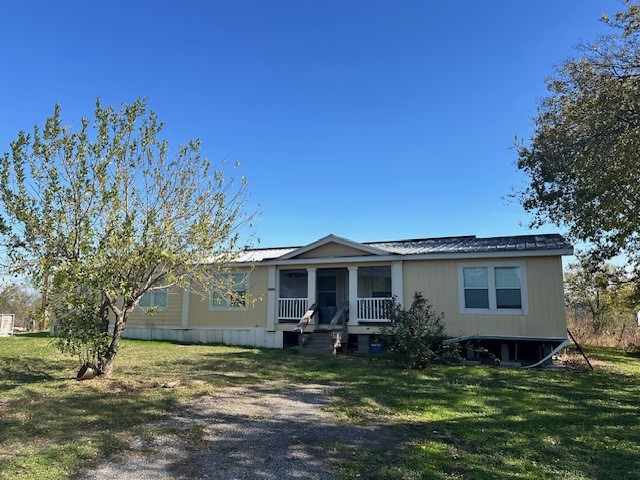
[80,382,385,479]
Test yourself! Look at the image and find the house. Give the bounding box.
[124,233,573,363]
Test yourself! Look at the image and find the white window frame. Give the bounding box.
[209,272,250,311]
[138,289,168,310]
[458,262,528,315]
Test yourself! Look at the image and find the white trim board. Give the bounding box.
[235,248,574,267]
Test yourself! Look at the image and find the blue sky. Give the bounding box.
[0,0,622,249]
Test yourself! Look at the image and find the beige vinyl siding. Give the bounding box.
[188,266,268,328]
[126,286,183,327]
[296,243,373,259]
[403,256,566,338]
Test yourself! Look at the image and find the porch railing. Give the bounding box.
[278,298,309,320]
[357,297,392,322]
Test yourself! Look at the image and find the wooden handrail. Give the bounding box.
[327,302,349,331]
[294,303,317,333]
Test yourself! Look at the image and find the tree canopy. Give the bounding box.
[517,1,640,271]
[0,98,253,375]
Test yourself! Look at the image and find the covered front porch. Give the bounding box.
[272,262,404,329]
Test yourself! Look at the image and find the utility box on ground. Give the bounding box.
[357,335,370,354]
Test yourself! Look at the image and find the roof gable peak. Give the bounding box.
[278,234,390,260]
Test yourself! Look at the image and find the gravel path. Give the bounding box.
[80,382,385,479]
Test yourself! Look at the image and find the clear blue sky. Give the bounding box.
[0,0,622,248]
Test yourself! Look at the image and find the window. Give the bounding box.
[495,267,522,309]
[139,289,168,309]
[210,273,249,310]
[463,267,489,309]
[279,269,308,298]
[372,276,392,298]
[459,263,527,314]
[357,266,392,298]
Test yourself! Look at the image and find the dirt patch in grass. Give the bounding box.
[103,379,159,393]
[556,349,606,371]
[80,382,386,480]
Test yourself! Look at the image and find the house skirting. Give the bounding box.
[121,325,284,349]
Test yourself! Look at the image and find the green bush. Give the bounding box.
[53,291,110,369]
[380,292,456,369]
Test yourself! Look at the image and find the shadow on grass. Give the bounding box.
[0,345,183,478]
[0,356,57,392]
[14,332,51,338]
[0,354,179,441]
[140,346,640,478]
[330,364,640,479]
[2,336,640,479]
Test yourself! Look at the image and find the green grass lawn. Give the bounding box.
[1,334,639,479]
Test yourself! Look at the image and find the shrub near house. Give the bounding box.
[381,292,455,369]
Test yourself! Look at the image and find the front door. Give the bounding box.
[317,268,347,324]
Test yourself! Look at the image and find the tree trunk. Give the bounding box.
[99,308,130,377]
[39,275,49,331]
[97,297,112,370]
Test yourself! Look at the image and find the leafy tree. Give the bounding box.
[380,292,455,369]
[0,98,252,376]
[516,1,640,270]
[564,256,636,334]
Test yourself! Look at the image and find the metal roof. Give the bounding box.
[234,247,296,263]
[367,234,572,255]
[235,234,572,263]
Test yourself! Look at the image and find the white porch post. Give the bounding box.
[307,267,317,307]
[181,286,190,327]
[267,266,277,332]
[392,261,404,307]
[306,267,317,328]
[348,266,358,326]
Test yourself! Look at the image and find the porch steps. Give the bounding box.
[299,331,345,356]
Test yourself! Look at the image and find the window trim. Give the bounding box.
[209,272,250,311]
[458,262,528,315]
[138,288,168,310]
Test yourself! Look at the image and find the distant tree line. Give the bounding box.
[0,283,40,330]
[564,257,640,349]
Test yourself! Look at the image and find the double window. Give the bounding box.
[139,289,168,309]
[459,263,527,314]
[210,273,249,310]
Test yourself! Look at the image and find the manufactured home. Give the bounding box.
[124,233,573,363]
